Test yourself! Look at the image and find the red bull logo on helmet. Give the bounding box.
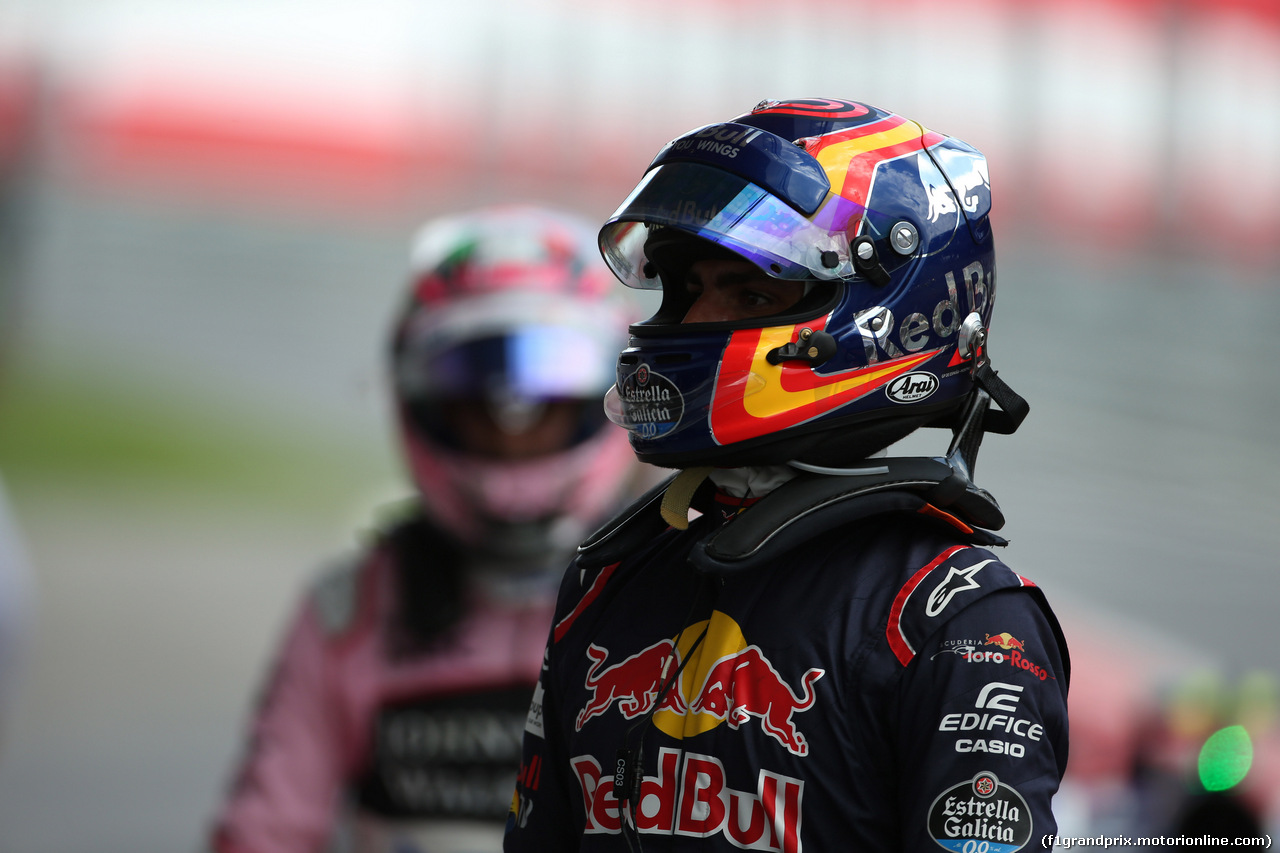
[571,747,804,852]
[574,611,826,757]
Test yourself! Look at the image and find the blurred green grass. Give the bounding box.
[0,357,396,512]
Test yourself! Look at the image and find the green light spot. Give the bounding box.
[1198,725,1253,791]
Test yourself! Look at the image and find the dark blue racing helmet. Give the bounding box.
[599,98,1025,470]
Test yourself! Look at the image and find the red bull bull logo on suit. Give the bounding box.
[569,612,821,850]
[575,639,686,730]
[575,611,825,756]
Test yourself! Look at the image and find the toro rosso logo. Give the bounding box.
[932,632,1055,681]
[575,611,824,757]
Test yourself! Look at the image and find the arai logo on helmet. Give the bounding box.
[886,372,939,404]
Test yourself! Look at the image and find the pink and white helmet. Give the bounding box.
[390,205,639,563]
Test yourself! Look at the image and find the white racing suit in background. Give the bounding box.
[209,512,555,853]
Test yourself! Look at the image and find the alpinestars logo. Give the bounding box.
[926,560,994,616]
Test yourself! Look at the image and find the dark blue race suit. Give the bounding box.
[505,490,1069,852]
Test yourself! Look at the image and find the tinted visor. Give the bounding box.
[396,324,616,452]
[398,326,612,400]
[600,162,854,290]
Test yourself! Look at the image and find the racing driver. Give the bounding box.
[209,205,646,853]
[505,98,1070,852]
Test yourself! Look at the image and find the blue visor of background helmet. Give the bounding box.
[398,326,615,402]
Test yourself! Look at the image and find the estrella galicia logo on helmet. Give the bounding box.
[927,770,1033,852]
[618,363,684,439]
[886,371,939,404]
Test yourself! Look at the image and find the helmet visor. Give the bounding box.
[397,325,616,454]
[600,162,855,289]
[396,289,622,400]
[397,324,616,403]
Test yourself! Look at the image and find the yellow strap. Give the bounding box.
[659,467,714,530]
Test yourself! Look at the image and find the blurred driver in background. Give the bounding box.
[207,205,649,853]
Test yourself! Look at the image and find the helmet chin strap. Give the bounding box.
[945,388,991,482]
[659,466,714,530]
[948,313,1030,476]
